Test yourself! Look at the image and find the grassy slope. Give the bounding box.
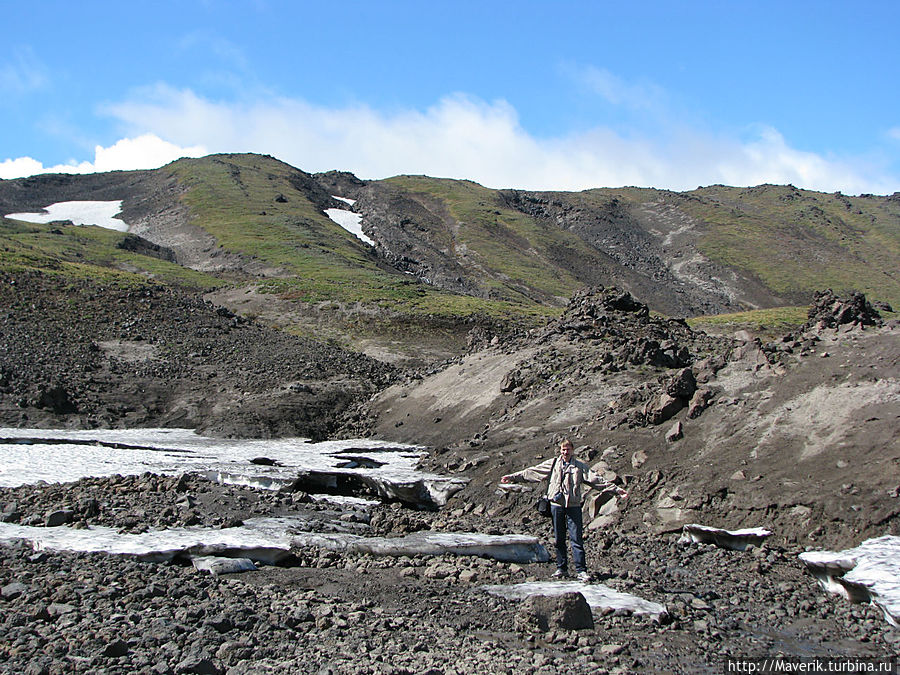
[2,155,896,329]
[0,217,224,289]
[380,175,613,303]
[165,156,556,322]
[687,306,810,340]
[378,177,900,310]
[685,186,899,306]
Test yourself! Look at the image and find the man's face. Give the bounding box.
[559,443,573,462]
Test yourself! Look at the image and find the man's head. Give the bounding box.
[559,439,574,462]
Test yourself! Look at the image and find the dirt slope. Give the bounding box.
[356,289,900,551]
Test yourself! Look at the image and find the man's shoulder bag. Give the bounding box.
[535,457,558,518]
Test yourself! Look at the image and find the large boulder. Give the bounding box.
[514,591,594,632]
[644,393,684,425]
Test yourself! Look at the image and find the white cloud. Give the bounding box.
[91,135,207,172]
[0,156,47,179]
[5,85,898,195]
[0,134,206,179]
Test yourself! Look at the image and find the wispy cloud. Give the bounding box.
[888,127,900,142]
[0,47,48,97]
[2,85,897,194]
[577,66,667,113]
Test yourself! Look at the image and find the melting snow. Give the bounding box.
[0,428,465,506]
[332,195,356,206]
[680,523,772,551]
[324,207,374,246]
[800,535,900,628]
[0,427,549,568]
[483,581,669,622]
[5,200,128,232]
[0,518,548,565]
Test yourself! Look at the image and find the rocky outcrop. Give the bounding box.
[115,233,176,262]
[802,289,883,330]
[499,287,730,409]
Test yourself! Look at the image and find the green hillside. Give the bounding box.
[0,216,224,290]
[2,154,897,340]
[379,175,590,303]
[0,155,557,331]
[577,184,900,308]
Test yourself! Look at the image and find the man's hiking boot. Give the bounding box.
[576,571,591,582]
[551,569,568,579]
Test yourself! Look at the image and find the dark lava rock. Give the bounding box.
[1,581,28,599]
[101,639,130,657]
[44,508,74,527]
[803,289,882,330]
[515,592,594,632]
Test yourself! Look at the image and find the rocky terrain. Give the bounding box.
[0,270,394,438]
[1,286,897,674]
[1,473,897,675]
[368,288,899,552]
[1,155,898,672]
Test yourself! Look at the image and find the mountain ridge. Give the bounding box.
[1,152,898,363]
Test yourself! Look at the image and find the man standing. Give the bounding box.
[501,439,627,581]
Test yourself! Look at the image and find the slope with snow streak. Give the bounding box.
[6,200,128,231]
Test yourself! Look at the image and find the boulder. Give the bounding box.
[588,498,621,530]
[644,393,683,424]
[514,591,594,632]
[665,421,683,442]
[586,490,617,519]
[665,368,697,399]
[1,582,28,600]
[687,388,712,418]
[44,509,74,527]
[101,639,130,658]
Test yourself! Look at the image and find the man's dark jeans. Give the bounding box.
[550,503,586,573]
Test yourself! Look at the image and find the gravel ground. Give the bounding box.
[1,475,896,675]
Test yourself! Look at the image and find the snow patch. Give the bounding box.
[483,581,669,622]
[332,195,356,206]
[5,200,128,232]
[799,535,900,628]
[0,519,295,564]
[0,428,465,507]
[0,518,548,566]
[192,556,257,576]
[324,207,373,246]
[680,524,772,551]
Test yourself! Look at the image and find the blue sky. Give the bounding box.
[2,1,899,193]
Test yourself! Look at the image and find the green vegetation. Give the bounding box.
[381,175,610,303]
[167,155,373,272]
[0,217,224,289]
[259,275,558,321]
[683,185,900,308]
[165,156,563,321]
[688,306,808,340]
[3,155,897,346]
